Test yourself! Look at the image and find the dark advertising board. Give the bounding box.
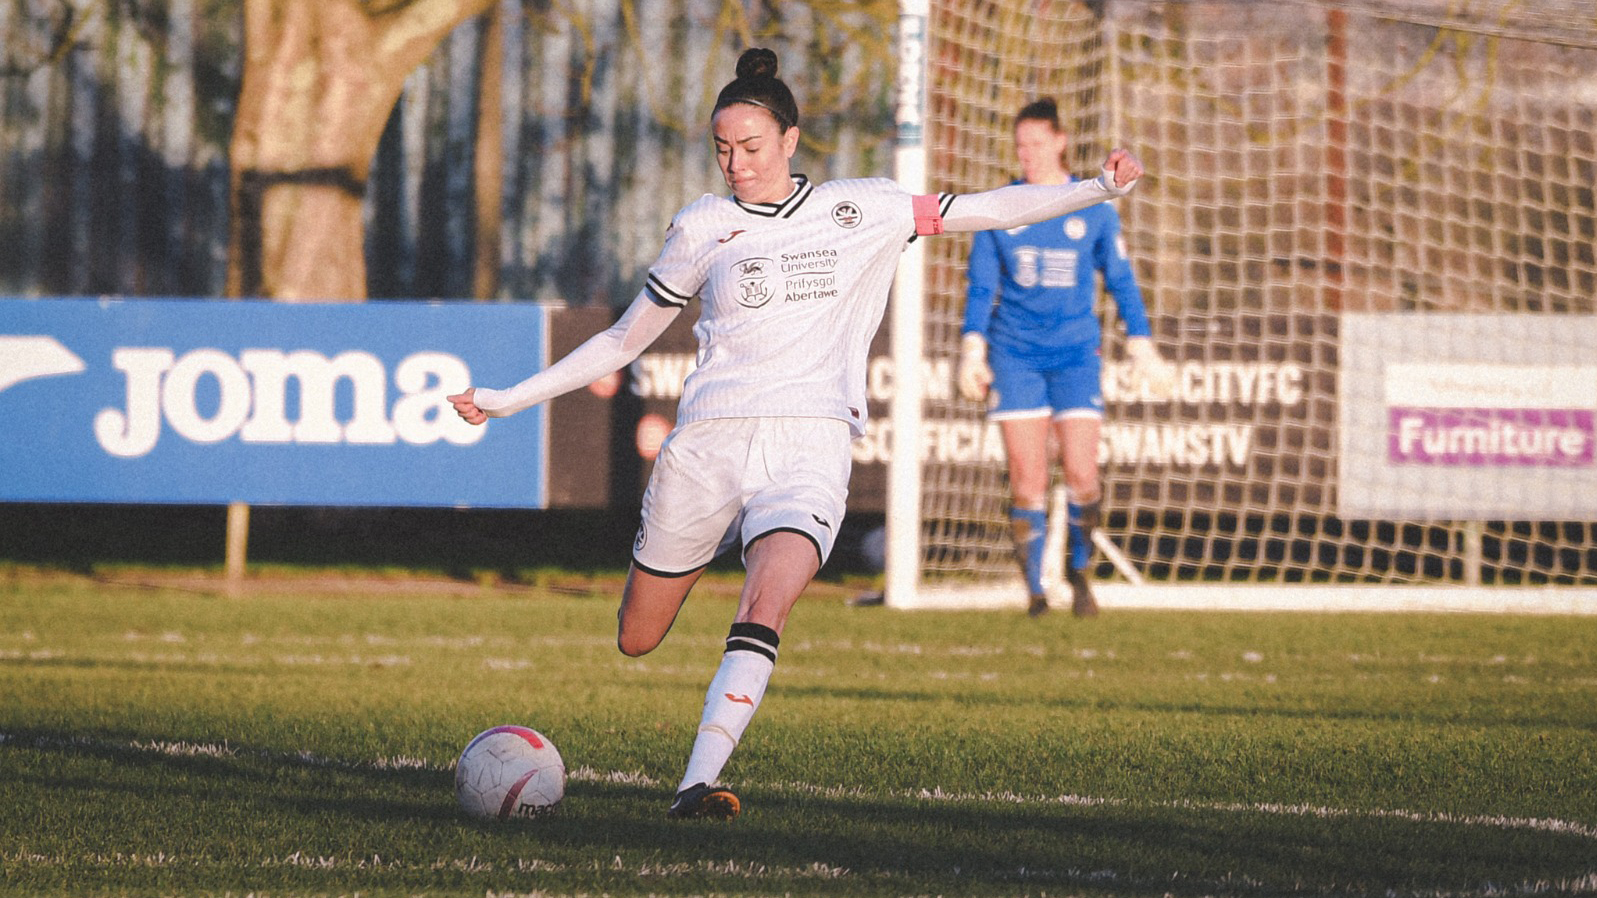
[546,309,1339,517]
[1099,312,1338,514]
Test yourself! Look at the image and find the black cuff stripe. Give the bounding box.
[729,621,780,647]
[725,638,777,662]
[725,621,780,662]
[747,526,824,568]
[645,275,692,305]
[631,558,707,579]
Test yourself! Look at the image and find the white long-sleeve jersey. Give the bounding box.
[471,171,1132,435]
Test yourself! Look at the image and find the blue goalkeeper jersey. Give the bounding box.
[961,178,1150,365]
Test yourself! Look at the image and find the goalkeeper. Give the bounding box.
[958,97,1174,619]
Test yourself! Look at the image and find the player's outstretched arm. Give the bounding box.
[449,290,681,424]
[941,148,1144,233]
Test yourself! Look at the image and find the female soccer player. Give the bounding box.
[957,97,1174,619]
[450,50,1143,820]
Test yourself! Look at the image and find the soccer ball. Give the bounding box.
[454,725,565,820]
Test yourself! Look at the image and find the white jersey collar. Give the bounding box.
[732,175,813,219]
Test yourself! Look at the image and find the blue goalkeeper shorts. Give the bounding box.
[986,348,1104,420]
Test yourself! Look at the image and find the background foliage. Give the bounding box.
[0,0,898,302]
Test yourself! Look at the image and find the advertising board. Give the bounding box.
[1339,313,1597,520]
[0,298,549,507]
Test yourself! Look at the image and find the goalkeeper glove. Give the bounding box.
[957,333,993,403]
[1126,336,1177,399]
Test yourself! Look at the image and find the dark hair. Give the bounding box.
[713,48,800,132]
[1016,97,1063,132]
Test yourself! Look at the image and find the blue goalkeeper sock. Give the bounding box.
[1068,500,1099,572]
[1009,507,1048,598]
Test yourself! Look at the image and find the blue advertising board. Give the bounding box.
[0,298,550,507]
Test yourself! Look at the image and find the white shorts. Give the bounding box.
[632,417,853,575]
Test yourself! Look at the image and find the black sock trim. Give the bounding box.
[725,621,779,662]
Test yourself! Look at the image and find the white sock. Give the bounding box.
[676,622,778,793]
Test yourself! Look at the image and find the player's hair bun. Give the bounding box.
[736,48,779,80]
[714,47,798,131]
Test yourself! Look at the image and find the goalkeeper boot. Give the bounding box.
[667,782,741,820]
[1065,566,1099,618]
[1027,593,1050,618]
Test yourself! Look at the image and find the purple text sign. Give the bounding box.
[1387,407,1595,467]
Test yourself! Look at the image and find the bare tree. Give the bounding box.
[227,0,495,301]
[471,2,503,301]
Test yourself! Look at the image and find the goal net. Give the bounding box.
[891,0,1597,610]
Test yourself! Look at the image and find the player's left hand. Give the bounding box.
[956,333,993,403]
[1126,337,1177,399]
[449,388,488,426]
[1102,148,1144,189]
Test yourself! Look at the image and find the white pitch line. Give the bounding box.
[5,732,1594,843]
[778,780,1597,842]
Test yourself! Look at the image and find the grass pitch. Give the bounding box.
[2,571,1595,896]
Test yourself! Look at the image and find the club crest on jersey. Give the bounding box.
[735,257,774,308]
[831,201,862,229]
[1065,217,1088,240]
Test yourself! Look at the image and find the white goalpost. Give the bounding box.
[886,0,931,609]
[886,0,1597,613]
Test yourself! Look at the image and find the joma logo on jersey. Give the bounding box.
[734,258,774,309]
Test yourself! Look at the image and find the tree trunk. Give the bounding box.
[227,0,496,301]
[472,3,504,301]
